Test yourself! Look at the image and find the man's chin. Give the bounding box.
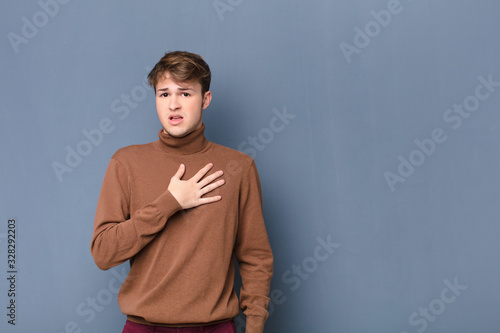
[163,127,191,138]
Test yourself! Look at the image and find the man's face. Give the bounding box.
[155,73,212,138]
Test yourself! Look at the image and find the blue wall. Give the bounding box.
[2,1,500,332]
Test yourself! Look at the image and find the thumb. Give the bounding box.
[172,163,185,180]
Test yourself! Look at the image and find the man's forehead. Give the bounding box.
[158,73,201,90]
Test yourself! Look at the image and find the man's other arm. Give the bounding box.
[235,160,274,333]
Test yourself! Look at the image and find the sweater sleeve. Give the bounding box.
[91,158,182,270]
[234,161,274,333]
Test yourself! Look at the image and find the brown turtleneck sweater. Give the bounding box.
[90,125,273,332]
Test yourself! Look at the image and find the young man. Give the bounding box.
[91,51,273,333]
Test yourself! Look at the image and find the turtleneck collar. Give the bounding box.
[156,124,209,155]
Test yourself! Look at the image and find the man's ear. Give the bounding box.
[202,91,212,110]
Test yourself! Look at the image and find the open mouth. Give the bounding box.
[168,114,184,125]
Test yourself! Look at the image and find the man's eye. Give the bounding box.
[160,93,168,97]
[182,93,190,97]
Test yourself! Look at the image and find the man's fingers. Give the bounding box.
[200,179,225,195]
[198,195,222,205]
[192,163,214,182]
[199,170,224,187]
[172,164,186,180]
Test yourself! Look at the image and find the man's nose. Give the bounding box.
[169,95,180,110]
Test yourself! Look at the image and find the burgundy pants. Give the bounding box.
[122,319,236,333]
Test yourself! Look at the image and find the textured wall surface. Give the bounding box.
[1,1,500,332]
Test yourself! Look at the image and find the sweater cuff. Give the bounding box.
[152,190,182,220]
[245,316,266,333]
